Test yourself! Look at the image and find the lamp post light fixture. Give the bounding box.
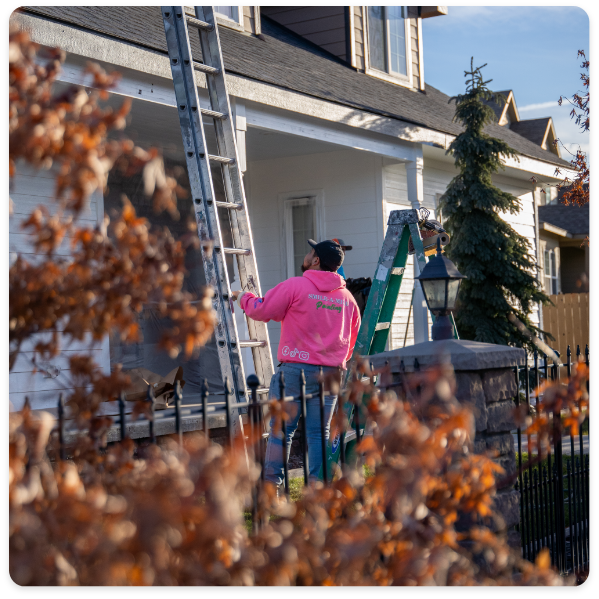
[415,237,466,341]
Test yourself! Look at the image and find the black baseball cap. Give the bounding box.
[307,239,345,271]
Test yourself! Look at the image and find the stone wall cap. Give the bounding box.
[369,339,526,371]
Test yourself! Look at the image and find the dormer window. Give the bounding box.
[185,6,245,30]
[215,6,239,22]
[366,6,411,85]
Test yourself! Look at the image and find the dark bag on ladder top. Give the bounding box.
[345,277,372,318]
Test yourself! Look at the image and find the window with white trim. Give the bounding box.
[544,248,558,295]
[215,6,240,22]
[367,6,410,81]
[285,198,317,278]
[185,6,244,30]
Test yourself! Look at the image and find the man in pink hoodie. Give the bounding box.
[232,239,361,487]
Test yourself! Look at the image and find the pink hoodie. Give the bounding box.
[239,270,361,369]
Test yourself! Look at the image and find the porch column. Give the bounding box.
[232,99,247,172]
[406,148,429,343]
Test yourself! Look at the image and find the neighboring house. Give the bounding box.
[483,90,561,157]
[537,189,589,296]
[10,6,577,411]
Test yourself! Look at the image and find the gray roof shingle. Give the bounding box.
[22,6,571,168]
[538,203,589,236]
[509,118,551,147]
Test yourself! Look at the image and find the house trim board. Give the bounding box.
[13,11,574,180]
[541,222,572,238]
[252,6,261,36]
[417,18,425,92]
[348,5,356,68]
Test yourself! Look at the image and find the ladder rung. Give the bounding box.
[186,15,214,31]
[193,62,221,76]
[215,200,243,210]
[208,154,236,165]
[239,340,267,348]
[375,322,391,331]
[200,107,227,120]
[217,247,251,256]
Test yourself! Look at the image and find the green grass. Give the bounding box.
[516,452,586,478]
[243,466,375,532]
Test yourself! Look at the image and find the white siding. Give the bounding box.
[383,162,437,349]
[246,148,383,362]
[382,160,541,350]
[422,159,540,328]
[9,163,110,411]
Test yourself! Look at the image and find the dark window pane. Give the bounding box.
[368,6,386,72]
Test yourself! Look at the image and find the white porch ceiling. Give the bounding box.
[245,128,344,162]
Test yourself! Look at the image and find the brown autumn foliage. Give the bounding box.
[8,25,584,586]
[10,359,583,585]
[9,26,216,405]
[555,50,589,208]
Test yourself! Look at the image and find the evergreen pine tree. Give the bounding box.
[440,60,550,349]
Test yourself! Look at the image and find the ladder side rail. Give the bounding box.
[163,8,247,433]
[368,229,411,355]
[193,6,274,387]
[352,209,420,360]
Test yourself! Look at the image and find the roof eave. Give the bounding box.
[540,221,572,238]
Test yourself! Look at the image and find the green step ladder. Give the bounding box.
[319,208,458,479]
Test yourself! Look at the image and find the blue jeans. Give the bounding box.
[264,363,339,486]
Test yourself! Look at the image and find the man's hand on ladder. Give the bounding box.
[230,289,250,306]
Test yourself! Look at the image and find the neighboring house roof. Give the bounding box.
[538,203,589,236]
[21,6,571,168]
[509,118,552,147]
[483,90,512,122]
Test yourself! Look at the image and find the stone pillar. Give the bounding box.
[370,338,525,545]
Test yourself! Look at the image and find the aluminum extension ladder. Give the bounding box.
[162,7,274,439]
[320,208,457,478]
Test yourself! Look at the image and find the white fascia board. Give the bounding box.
[541,222,572,238]
[57,53,417,162]
[244,102,416,162]
[14,11,573,180]
[501,153,576,182]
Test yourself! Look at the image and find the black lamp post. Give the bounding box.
[415,237,466,341]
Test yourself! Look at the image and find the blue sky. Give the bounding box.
[422,6,590,156]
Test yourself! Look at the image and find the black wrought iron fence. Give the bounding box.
[514,344,590,576]
[42,343,589,572]
[51,368,353,519]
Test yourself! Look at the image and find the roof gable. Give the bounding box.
[510,117,560,157]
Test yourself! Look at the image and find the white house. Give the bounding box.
[10,6,575,412]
